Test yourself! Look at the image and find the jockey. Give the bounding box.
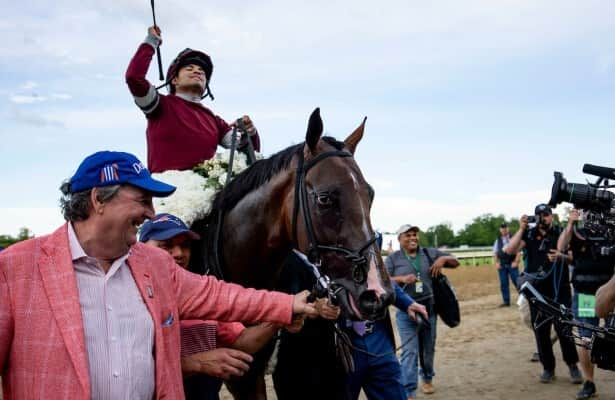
[126,25,260,173]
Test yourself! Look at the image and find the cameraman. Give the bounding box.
[504,204,581,384]
[557,208,615,399]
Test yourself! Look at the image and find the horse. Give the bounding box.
[190,108,394,399]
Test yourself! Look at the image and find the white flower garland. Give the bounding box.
[152,150,256,227]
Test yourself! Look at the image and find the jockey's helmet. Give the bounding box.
[166,48,213,95]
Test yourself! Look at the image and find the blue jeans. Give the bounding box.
[346,320,405,400]
[395,306,437,398]
[497,264,519,305]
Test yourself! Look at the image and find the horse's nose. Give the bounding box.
[358,290,389,319]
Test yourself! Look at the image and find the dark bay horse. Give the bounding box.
[191,108,394,399]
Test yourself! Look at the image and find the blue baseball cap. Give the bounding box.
[69,151,176,197]
[139,213,201,242]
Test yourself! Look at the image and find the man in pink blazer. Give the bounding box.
[0,151,315,400]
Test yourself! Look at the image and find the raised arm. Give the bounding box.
[504,216,528,255]
[557,209,579,252]
[125,26,162,115]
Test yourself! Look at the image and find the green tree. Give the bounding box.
[0,227,34,249]
[457,214,507,246]
[421,223,456,247]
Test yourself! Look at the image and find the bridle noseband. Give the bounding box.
[291,148,378,285]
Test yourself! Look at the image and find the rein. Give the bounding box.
[291,149,378,285]
[331,319,425,358]
[209,121,253,279]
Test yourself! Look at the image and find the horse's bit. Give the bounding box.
[291,148,378,285]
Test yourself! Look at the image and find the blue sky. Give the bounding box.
[1,1,615,237]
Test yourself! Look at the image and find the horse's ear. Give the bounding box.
[344,116,367,155]
[305,107,323,153]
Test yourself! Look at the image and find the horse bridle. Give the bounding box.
[291,148,378,285]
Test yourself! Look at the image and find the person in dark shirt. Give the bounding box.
[557,208,615,399]
[126,26,260,173]
[492,222,521,306]
[505,203,581,384]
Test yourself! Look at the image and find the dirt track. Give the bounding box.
[1,264,612,400]
[221,263,615,400]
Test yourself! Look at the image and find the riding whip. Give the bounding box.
[150,0,164,81]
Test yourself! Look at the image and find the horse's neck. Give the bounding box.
[221,171,294,288]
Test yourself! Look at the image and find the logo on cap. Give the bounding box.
[153,215,182,226]
[133,162,147,175]
[100,164,119,183]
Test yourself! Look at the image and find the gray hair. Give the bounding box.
[59,181,121,222]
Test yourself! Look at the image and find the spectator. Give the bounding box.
[558,209,615,399]
[505,203,581,384]
[126,26,260,173]
[0,150,316,400]
[140,213,282,400]
[493,222,521,306]
[385,224,459,398]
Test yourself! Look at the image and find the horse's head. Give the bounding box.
[293,108,394,321]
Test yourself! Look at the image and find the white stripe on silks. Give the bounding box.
[135,85,160,115]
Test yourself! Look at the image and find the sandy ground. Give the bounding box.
[1,264,612,400]
[220,263,615,400]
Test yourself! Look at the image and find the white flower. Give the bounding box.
[218,172,228,186]
[155,151,259,227]
[152,170,209,227]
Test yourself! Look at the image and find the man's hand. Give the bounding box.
[429,258,445,277]
[314,298,341,320]
[147,25,162,43]
[181,348,253,380]
[568,209,580,226]
[292,290,318,318]
[547,249,558,263]
[519,215,529,231]
[285,316,306,334]
[407,302,428,321]
[403,274,417,284]
[237,115,257,136]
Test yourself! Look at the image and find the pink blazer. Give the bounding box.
[0,224,293,399]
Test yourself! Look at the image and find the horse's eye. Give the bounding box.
[316,193,332,207]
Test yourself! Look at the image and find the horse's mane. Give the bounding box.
[211,136,345,213]
[193,136,346,277]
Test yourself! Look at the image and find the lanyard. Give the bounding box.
[402,250,421,275]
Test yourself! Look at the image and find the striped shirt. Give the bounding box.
[68,224,155,400]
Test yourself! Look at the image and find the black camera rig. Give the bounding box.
[520,282,615,371]
[549,164,615,256]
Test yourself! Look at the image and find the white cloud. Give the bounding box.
[0,207,64,237]
[51,93,72,100]
[10,94,47,104]
[372,189,557,233]
[21,80,38,90]
[9,107,64,128]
